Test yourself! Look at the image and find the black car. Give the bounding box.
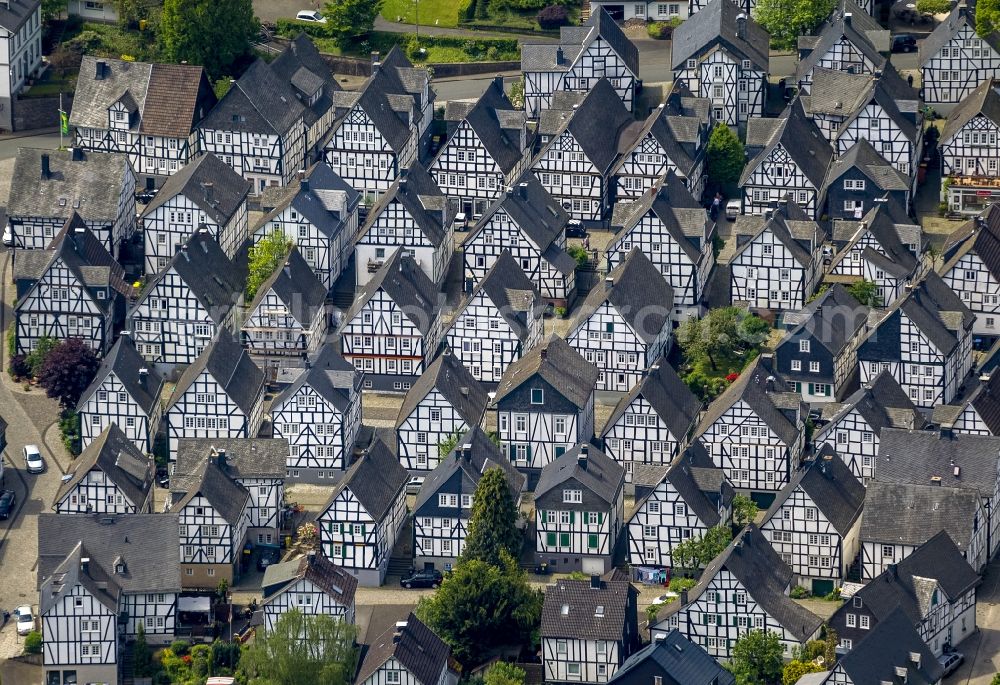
[0,490,15,520]
[400,568,443,589]
[565,220,587,238]
[892,34,918,53]
[136,188,159,203]
[256,545,282,571]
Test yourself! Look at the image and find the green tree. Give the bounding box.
[238,609,357,685]
[706,122,746,190]
[160,0,259,78]
[980,0,1000,38]
[114,0,151,27]
[438,428,463,460]
[783,660,823,685]
[462,468,521,567]
[677,307,769,372]
[915,0,950,12]
[732,494,758,528]
[38,339,100,407]
[847,279,881,307]
[323,0,384,49]
[699,524,732,564]
[26,336,58,378]
[508,77,525,109]
[990,674,1000,685]
[246,231,294,300]
[731,630,785,685]
[134,624,153,678]
[416,551,542,665]
[24,631,42,655]
[753,0,837,50]
[484,662,526,685]
[671,535,700,570]
[41,0,66,22]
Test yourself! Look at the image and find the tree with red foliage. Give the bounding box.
[37,338,100,407]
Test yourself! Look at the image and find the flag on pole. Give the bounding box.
[59,109,69,135]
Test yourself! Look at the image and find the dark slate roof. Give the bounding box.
[804,65,918,144]
[571,248,673,344]
[814,371,926,441]
[40,542,120,616]
[610,630,735,685]
[169,458,250,525]
[0,0,39,31]
[324,438,408,521]
[696,355,802,446]
[837,608,944,685]
[356,613,452,685]
[167,332,264,417]
[545,78,634,174]
[440,78,524,175]
[763,448,864,534]
[141,153,250,226]
[70,56,151,130]
[468,250,542,343]
[540,575,636,641]
[9,148,130,222]
[740,99,834,189]
[671,0,769,71]
[824,138,911,192]
[335,67,414,153]
[920,4,1000,64]
[78,336,164,416]
[970,370,1000,434]
[37,513,181,594]
[199,59,304,135]
[796,3,887,82]
[245,247,327,328]
[875,428,1000,497]
[269,34,341,128]
[522,7,639,76]
[778,284,869,357]
[660,450,724,527]
[829,202,919,274]
[175,438,288,481]
[262,553,357,607]
[494,335,598,410]
[256,162,360,240]
[272,345,360,414]
[658,525,822,641]
[342,250,440,335]
[53,425,153,511]
[362,162,453,248]
[943,78,1000,142]
[396,352,488,429]
[602,359,701,444]
[941,204,1000,285]
[535,443,625,506]
[861,481,982,551]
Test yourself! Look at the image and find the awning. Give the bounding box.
[178,596,211,613]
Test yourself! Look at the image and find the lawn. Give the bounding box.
[23,70,77,98]
[381,0,461,28]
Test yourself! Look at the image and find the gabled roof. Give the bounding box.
[70,56,151,130]
[199,59,304,136]
[262,553,357,607]
[356,613,452,685]
[38,513,181,597]
[610,630,735,685]
[920,4,1000,64]
[53,425,153,511]
[571,248,673,344]
[535,443,624,506]
[875,428,1000,497]
[272,345,360,414]
[256,162,360,239]
[362,162,453,248]
[343,250,440,335]
[336,68,414,153]
[439,78,524,175]
[169,458,250,525]
[543,78,634,174]
[79,335,163,415]
[540,575,636,641]
[323,438,408,521]
[611,88,710,181]
[9,148,131,222]
[862,481,982,550]
[521,6,639,76]
[796,2,888,81]
[943,78,1000,142]
[835,608,944,685]
[741,99,834,189]
[602,359,702,446]
[671,0,769,71]
[465,250,542,343]
[803,66,918,143]
[941,204,1000,285]
[269,34,341,127]
[395,352,488,429]
[643,448,725,528]
[969,370,1000,434]
[245,247,327,328]
[39,541,120,616]
[778,284,869,357]
[763,448,864,534]
[167,332,264,417]
[0,0,39,32]
[141,152,251,226]
[175,438,288,481]
[494,335,598,410]
[814,371,926,439]
[824,138,911,192]
[828,201,919,274]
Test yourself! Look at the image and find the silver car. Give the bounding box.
[23,445,44,474]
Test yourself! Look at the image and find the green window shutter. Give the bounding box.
[555,446,565,457]
[527,445,532,459]
[361,525,366,536]
[808,383,814,395]
[509,444,516,459]
[598,512,605,524]
[560,533,570,547]
[732,616,738,627]
[606,322,613,333]
[547,532,557,546]
[588,534,598,549]
[341,544,347,558]
[703,613,709,625]
[570,511,575,524]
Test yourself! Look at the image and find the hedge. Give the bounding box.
[457,0,477,23]
[274,18,331,39]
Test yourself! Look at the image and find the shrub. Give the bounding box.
[668,577,696,592]
[916,0,951,13]
[537,5,569,29]
[647,18,682,38]
[59,410,81,456]
[24,630,42,654]
[169,639,191,656]
[567,245,589,269]
[789,585,811,599]
[6,323,15,359]
[823,587,842,601]
[8,354,30,381]
[25,336,57,378]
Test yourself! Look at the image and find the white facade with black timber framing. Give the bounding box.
[920,4,1000,115]
[53,425,154,515]
[261,553,358,631]
[940,207,1000,337]
[355,613,459,685]
[794,2,888,92]
[0,0,42,133]
[939,80,1000,213]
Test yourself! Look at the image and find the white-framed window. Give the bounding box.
[563,489,582,503]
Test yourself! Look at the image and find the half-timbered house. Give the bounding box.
[610,630,735,685]
[139,152,252,274]
[920,3,1000,115]
[430,77,529,217]
[774,284,870,402]
[626,443,733,567]
[356,613,459,685]
[824,610,945,682]
[340,250,443,392]
[445,250,544,384]
[253,162,360,290]
[535,444,625,574]
[241,247,328,366]
[168,458,251,589]
[355,162,456,287]
[522,8,639,117]
[935,369,1000,436]
[541,574,639,683]
[198,59,306,194]
[568,249,674,392]
[261,552,358,631]
[671,0,769,126]
[412,427,525,571]
[128,229,245,370]
[163,333,266,462]
[493,335,598,480]
[271,346,362,483]
[940,80,1000,213]
[317,439,409,586]
[606,171,716,320]
[601,360,701,479]
[759,448,865,595]
[653,525,823,659]
[530,77,634,223]
[464,174,577,306]
[729,199,825,311]
[741,102,834,219]
[611,83,711,201]
[795,2,888,92]
[7,148,136,256]
[939,206,1000,336]
[823,140,912,220]
[694,354,806,500]
[830,531,979,655]
[857,271,975,407]
[396,351,488,472]
[70,56,216,180]
[52,425,154,515]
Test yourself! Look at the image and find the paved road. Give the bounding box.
[952,556,1000,684]
[0,130,62,161]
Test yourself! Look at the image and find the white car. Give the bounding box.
[725,199,742,220]
[23,445,44,474]
[2,224,12,246]
[651,592,678,605]
[296,10,326,22]
[15,606,33,635]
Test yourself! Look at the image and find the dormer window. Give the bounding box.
[114,112,125,121]
[563,489,582,503]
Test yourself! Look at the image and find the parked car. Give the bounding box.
[256,546,282,571]
[23,445,44,474]
[651,592,678,605]
[892,34,918,53]
[0,490,15,520]
[405,476,425,495]
[296,9,326,22]
[726,199,742,220]
[565,220,587,238]
[938,652,964,678]
[136,188,158,203]
[15,606,33,635]
[400,568,443,589]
